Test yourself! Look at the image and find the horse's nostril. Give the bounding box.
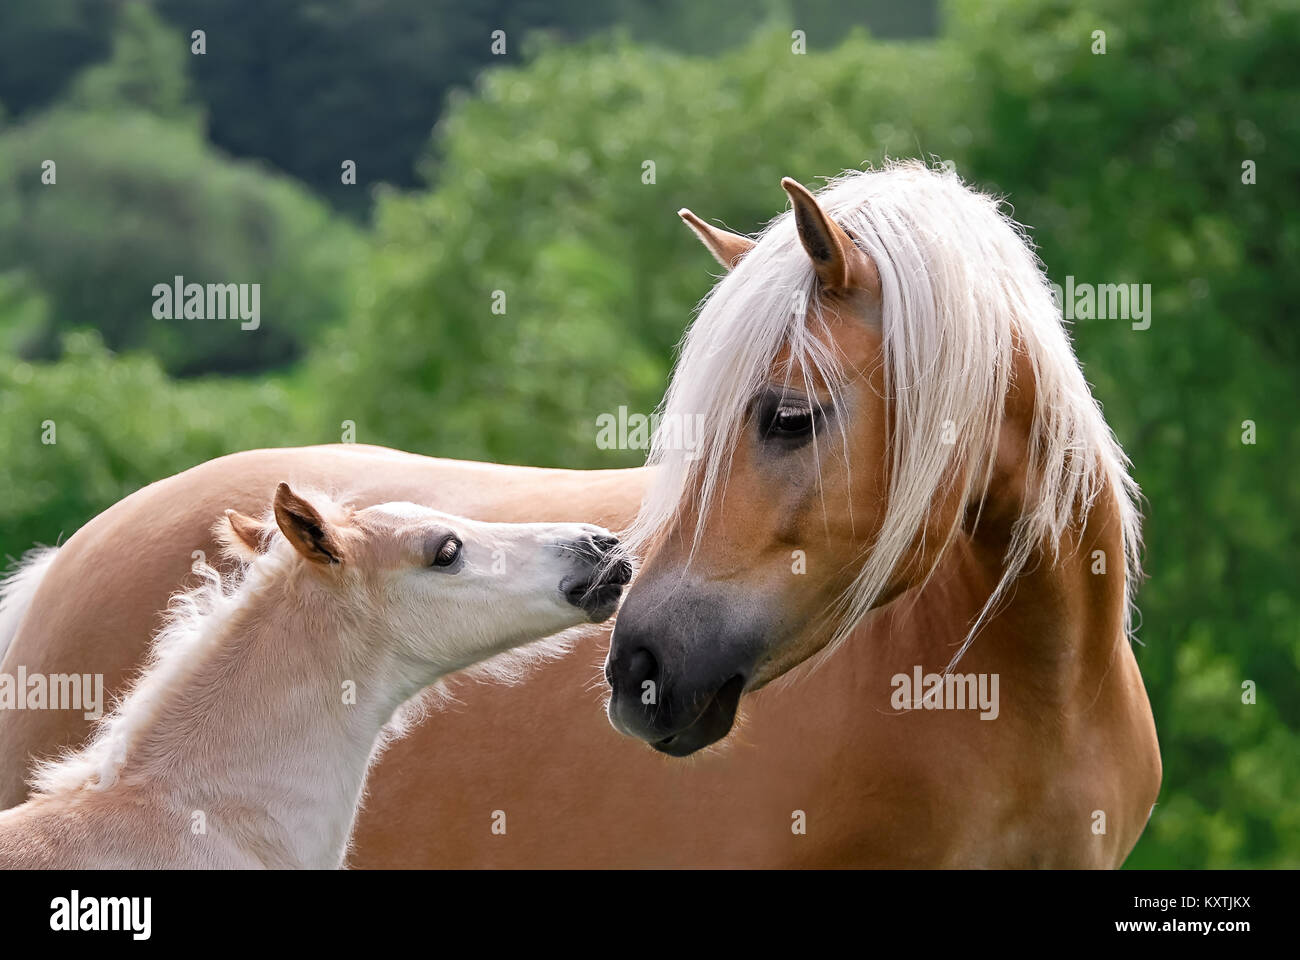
[625,647,658,689]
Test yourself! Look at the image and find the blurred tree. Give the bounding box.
[0,331,307,557]
[0,0,939,215]
[0,107,361,375]
[65,0,195,121]
[0,0,114,118]
[151,0,638,215]
[0,1,363,377]
[790,0,940,43]
[305,28,969,465]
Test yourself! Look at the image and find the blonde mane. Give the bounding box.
[627,160,1142,666]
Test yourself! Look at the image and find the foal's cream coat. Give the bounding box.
[0,485,623,868]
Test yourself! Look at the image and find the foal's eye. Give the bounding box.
[430,536,461,567]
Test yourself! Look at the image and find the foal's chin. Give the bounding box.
[579,587,625,624]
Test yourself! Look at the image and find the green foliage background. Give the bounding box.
[0,0,1295,866]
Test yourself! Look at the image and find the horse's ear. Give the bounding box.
[220,509,271,560]
[678,208,755,270]
[273,483,344,566]
[780,177,880,297]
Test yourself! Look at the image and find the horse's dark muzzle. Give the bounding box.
[647,675,746,756]
[605,586,759,754]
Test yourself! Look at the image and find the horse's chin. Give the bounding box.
[648,675,745,757]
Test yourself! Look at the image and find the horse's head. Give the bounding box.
[606,164,1120,755]
[225,483,632,676]
[605,177,911,754]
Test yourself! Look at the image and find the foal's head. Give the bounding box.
[228,483,631,678]
[606,163,1140,755]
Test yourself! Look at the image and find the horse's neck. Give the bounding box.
[884,473,1128,702]
[116,577,420,867]
[919,339,1129,692]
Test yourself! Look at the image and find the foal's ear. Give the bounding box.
[273,483,344,566]
[780,177,880,298]
[678,208,755,270]
[221,509,271,560]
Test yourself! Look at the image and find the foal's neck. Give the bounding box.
[114,568,425,867]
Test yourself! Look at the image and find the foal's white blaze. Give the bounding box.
[0,488,625,869]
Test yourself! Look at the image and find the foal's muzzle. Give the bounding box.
[560,532,632,623]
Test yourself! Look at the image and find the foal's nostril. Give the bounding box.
[591,533,620,553]
[605,555,633,586]
[572,532,621,566]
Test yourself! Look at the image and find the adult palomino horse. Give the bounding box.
[0,162,1160,866]
[0,484,629,867]
[607,164,1160,863]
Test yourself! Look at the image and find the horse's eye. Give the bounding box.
[756,390,824,448]
[431,536,461,568]
[773,405,813,435]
